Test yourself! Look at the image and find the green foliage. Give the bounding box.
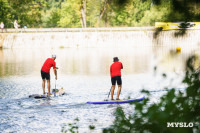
[0,0,46,28]
[61,118,79,133]
[1,0,200,28]
[128,0,152,26]
[42,0,65,27]
[89,125,95,130]
[58,0,82,28]
[61,117,96,132]
[140,0,187,26]
[88,118,97,130]
[0,0,10,27]
[86,0,99,27]
[103,55,200,133]
[42,8,61,28]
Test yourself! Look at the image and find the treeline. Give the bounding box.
[1,0,200,28]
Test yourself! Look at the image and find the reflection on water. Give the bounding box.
[0,46,199,132]
[0,46,197,77]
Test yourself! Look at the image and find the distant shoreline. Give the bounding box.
[1,27,155,33]
[1,29,200,49]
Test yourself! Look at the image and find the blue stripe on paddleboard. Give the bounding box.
[87,97,145,104]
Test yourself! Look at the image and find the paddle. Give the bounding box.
[55,79,56,90]
[104,86,112,101]
[53,68,58,96]
[53,77,57,97]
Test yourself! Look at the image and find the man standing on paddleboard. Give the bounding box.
[110,57,123,100]
[41,55,58,95]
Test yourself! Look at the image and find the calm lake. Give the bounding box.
[0,46,198,132]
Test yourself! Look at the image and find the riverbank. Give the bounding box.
[1,27,155,33]
[1,28,200,49]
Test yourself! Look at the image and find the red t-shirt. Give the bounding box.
[41,58,56,73]
[110,61,123,78]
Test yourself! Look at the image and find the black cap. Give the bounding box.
[113,57,119,62]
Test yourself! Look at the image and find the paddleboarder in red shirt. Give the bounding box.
[110,57,123,100]
[41,55,58,95]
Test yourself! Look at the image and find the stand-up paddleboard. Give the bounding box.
[52,87,65,96]
[29,94,50,99]
[87,97,145,104]
[29,87,65,99]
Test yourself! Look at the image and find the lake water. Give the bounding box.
[0,46,198,132]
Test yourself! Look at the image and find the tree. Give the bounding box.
[0,0,10,28]
[0,0,46,28]
[43,8,61,28]
[58,0,82,28]
[2,0,200,28]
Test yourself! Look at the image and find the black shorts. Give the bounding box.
[111,76,122,85]
[41,71,50,80]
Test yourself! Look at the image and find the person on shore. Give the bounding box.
[110,57,123,100]
[41,55,58,95]
[0,22,4,33]
[14,20,20,32]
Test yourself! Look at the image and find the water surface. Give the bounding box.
[0,46,198,132]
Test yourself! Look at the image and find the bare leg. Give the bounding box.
[111,85,115,100]
[116,85,122,99]
[42,79,45,94]
[47,80,52,95]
